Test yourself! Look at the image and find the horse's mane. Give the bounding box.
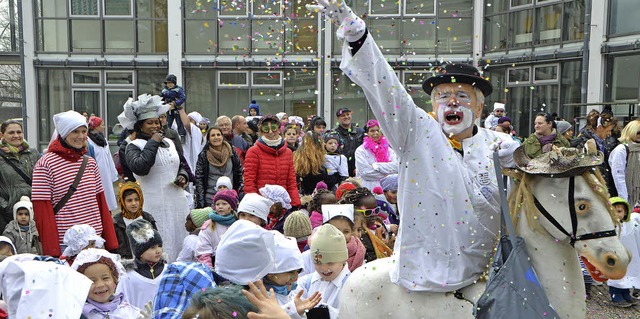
[502,168,619,234]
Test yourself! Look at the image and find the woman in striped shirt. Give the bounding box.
[31,110,118,257]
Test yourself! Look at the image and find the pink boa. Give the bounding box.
[347,236,366,272]
[363,136,390,163]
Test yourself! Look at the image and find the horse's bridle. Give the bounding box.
[531,176,617,247]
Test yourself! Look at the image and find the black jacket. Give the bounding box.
[194,143,244,208]
[113,211,158,259]
[335,124,364,177]
[125,138,189,180]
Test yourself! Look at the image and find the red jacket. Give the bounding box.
[243,140,301,207]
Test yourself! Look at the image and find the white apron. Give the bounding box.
[131,138,188,262]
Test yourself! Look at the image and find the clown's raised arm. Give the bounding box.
[311,0,519,292]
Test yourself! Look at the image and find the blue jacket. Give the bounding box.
[161,85,186,107]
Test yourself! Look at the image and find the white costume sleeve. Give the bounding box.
[484,114,495,129]
[609,144,628,202]
[176,234,198,262]
[338,155,349,178]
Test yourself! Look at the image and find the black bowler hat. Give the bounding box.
[422,63,493,97]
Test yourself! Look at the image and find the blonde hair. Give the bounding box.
[618,120,640,144]
[293,132,326,176]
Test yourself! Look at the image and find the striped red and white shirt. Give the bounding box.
[31,153,104,243]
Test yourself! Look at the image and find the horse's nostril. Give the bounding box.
[606,257,616,267]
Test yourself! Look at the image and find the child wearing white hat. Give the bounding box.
[484,102,506,130]
[2,196,41,255]
[60,224,106,265]
[264,232,321,319]
[321,204,366,273]
[237,193,272,226]
[293,224,350,319]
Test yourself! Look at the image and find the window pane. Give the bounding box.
[284,70,317,120]
[106,72,133,84]
[184,20,217,53]
[219,89,250,117]
[560,60,581,121]
[105,20,135,53]
[138,20,168,53]
[369,19,401,55]
[183,0,216,19]
[484,14,507,52]
[534,65,558,81]
[73,90,101,117]
[71,0,99,15]
[510,0,532,7]
[289,19,317,53]
[402,18,436,55]
[532,84,558,119]
[332,71,368,128]
[506,86,532,138]
[36,0,67,17]
[485,0,508,15]
[219,0,247,16]
[508,68,530,83]
[0,1,19,52]
[370,0,399,15]
[220,73,247,85]
[252,20,284,54]
[106,90,134,139]
[105,0,131,15]
[184,70,217,117]
[38,69,70,146]
[218,19,250,54]
[253,72,281,86]
[609,0,640,35]
[137,68,167,95]
[73,71,100,84]
[439,0,473,18]
[404,72,429,86]
[37,20,68,52]
[137,0,167,18]
[251,89,284,115]
[437,18,472,54]
[537,5,561,45]
[563,2,584,41]
[404,0,434,15]
[611,55,640,101]
[485,67,507,115]
[71,20,101,53]
[0,63,22,123]
[253,0,281,16]
[510,9,534,48]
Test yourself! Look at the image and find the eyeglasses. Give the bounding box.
[261,123,279,133]
[355,207,381,217]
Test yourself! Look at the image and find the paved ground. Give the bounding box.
[586,284,640,318]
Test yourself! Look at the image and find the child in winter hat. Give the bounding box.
[113,181,158,259]
[1,196,41,255]
[237,193,273,226]
[176,208,210,263]
[322,204,366,272]
[72,248,141,317]
[0,236,16,262]
[607,197,640,307]
[214,220,276,285]
[196,189,239,268]
[284,210,313,252]
[260,184,292,232]
[216,176,233,191]
[61,224,106,264]
[264,232,321,319]
[119,219,165,309]
[248,100,261,116]
[294,224,350,316]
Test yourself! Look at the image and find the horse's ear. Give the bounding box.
[584,139,598,156]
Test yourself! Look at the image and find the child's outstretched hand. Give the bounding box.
[294,290,322,316]
[136,300,153,319]
[306,0,366,41]
[242,280,290,319]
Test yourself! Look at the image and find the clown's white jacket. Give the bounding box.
[340,34,517,292]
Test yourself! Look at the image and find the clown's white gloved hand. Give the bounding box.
[137,301,153,319]
[496,139,519,168]
[306,0,366,41]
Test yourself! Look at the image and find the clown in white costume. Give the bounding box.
[309,0,519,292]
[119,94,189,262]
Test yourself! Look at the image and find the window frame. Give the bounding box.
[251,71,283,88]
[69,0,100,17]
[507,66,532,84]
[532,63,560,84]
[105,71,136,86]
[218,71,250,87]
[102,0,134,17]
[369,0,401,17]
[402,0,436,17]
[71,70,102,86]
[219,0,250,18]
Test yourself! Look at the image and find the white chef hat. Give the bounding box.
[117,94,170,130]
[53,110,88,139]
[214,220,276,285]
[271,231,304,274]
[61,224,105,258]
[321,204,354,224]
[493,102,505,111]
[237,193,273,224]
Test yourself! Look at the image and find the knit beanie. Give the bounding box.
[498,116,512,124]
[53,110,88,139]
[165,74,177,84]
[336,182,357,200]
[126,219,163,259]
[248,100,261,115]
[87,116,103,131]
[309,224,348,264]
[12,196,34,221]
[555,120,572,135]
[216,176,233,190]
[237,193,273,224]
[283,210,313,239]
[213,189,239,211]
[190,207,213,228]
[259,184,292,210]
[379,174,398,192]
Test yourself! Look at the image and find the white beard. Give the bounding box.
[436,106,475,136]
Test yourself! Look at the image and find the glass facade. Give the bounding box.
[609,0,640,35]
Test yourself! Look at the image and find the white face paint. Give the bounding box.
[436,104,475,136]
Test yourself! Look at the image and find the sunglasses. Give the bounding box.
[355,207,381,217]
[261,123,279,133]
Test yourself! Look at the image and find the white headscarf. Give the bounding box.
[117,94,170,130]
[53,110,88,139]
[61,224,106,257]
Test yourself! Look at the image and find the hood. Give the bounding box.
[0,236,16,255]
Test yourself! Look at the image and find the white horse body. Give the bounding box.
[339,173,629,318]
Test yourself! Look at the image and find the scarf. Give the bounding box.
[88,131,107,147]
[260,136,284,148]
[363,136,390,163]
[48,137,87,161]
[83,292,123,315]
[346,236,366,272]
[265,282,299,296]
[209,211,237,226]
[626,141,640,206]
[206,142,232,168]
[535,130,557,153]
[0,140,29,155]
